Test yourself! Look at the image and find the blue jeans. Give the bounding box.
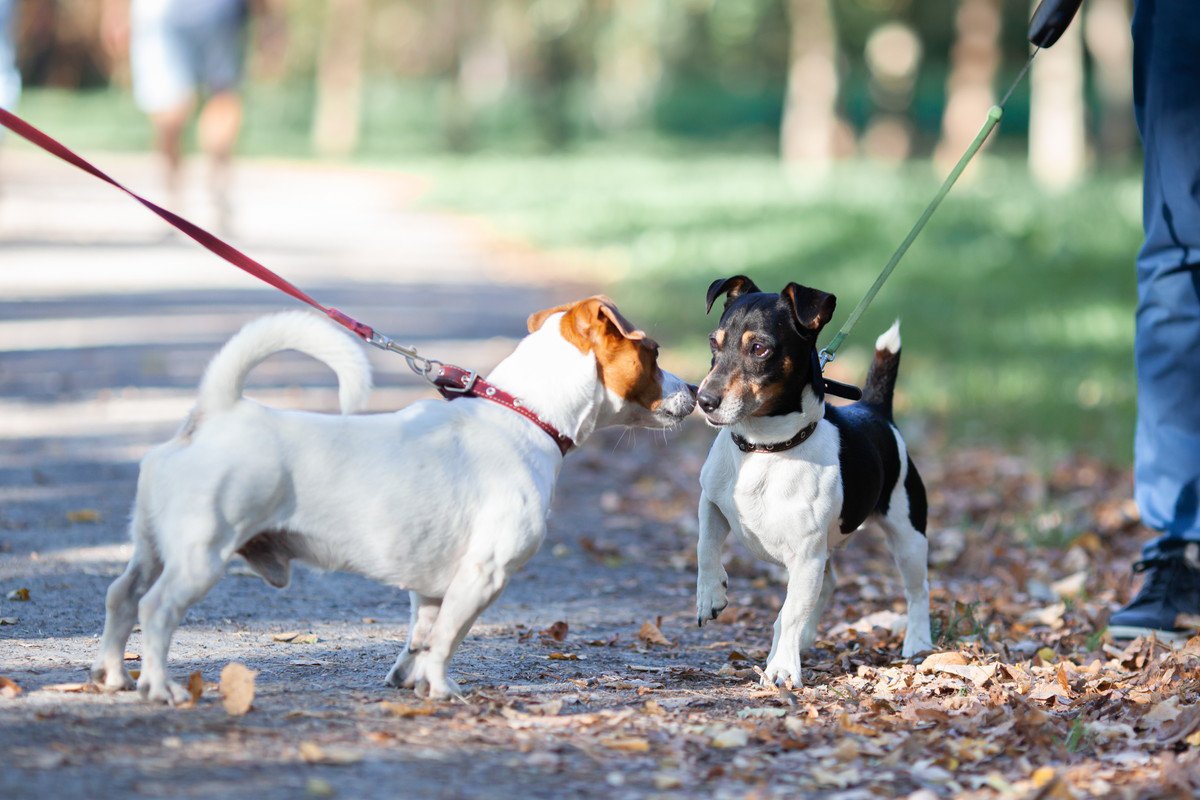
[1133,0,1200,558]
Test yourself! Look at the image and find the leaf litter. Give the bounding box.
[12,441,1200,797]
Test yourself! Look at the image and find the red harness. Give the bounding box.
[0,107,574,458]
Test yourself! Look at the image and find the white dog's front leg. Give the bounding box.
[386,592,442,688]
[762,551,826,689]
[695,497,731,627]
[416,560,508,700]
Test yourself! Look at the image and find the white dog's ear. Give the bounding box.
[527,302,574,333]
[536,296,646,352]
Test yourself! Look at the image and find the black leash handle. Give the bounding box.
[1028,0,1083,48]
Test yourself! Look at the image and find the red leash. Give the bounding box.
[0,107,375,342]
[0,107,574,455]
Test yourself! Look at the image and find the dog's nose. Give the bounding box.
[697,391,721,413]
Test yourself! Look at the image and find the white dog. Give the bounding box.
[91,298,696,703]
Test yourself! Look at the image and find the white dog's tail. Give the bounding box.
[197,312,372,414]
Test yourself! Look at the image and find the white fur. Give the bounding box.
[696,378,932,689]
[875,319,901,355]
[92,310,695,704]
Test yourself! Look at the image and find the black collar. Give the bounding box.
[730,421,818,454]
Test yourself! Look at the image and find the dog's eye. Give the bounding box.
[750,342,772,359]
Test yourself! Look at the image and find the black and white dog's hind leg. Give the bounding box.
[870,324,933,657]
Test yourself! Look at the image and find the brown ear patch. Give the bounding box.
[545,297,662,407]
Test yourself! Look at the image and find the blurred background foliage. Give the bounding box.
[4,0,1143,459]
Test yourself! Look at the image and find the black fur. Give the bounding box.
[861,344,900,420]
[904,457,928,534]
[824,404,901,534]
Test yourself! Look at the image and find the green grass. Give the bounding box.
[413,152,1142,460]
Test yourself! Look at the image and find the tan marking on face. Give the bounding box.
[713,329,726,348]
[741,330,756,349]
[595,333,663,408]
[748,353,794,415]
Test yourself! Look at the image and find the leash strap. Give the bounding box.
[819,48,1039,368]
[0,106,380,342]
[433,364,574,455]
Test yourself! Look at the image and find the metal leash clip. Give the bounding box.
[365,330,440,385]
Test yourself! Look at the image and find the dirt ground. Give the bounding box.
[2,151,1199,800]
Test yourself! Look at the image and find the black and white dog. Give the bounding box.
[693,276,932,687]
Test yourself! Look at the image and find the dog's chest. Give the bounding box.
[701,427,843,564]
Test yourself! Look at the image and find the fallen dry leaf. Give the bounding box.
[638,620,672,647]
[271,631,318,644]
[41,682,100,694]
[601,737,651,753]
[1141,695,1182,729]
[0,617,17,625]
[709,726,750,749]
[918,651,969,671]
[219,662,256,716]
[540,620,569,642]
[546,652,579,661]
[66,509,101,523]
[299,741,363,765]
[928,662,998,687]
[6,588,30,602]
[0,676,21,698]
[1022,603,1066,628]
[380,701,437,718]
[182,670,204,707]
[1051,570,1088,599]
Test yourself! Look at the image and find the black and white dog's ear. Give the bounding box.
[705,275,761,314]
[781,283,836,336]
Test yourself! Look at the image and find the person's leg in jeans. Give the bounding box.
[1108,0,1200,640]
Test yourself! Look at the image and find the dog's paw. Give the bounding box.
[137,673,191,706]
[695,570,729,627]
[425,674,464,702]
[761,657,803,690]
[385,650,422,689]
[90,663,136,692]
[901,630,934,659]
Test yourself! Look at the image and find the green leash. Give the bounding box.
[818,48,1040,369]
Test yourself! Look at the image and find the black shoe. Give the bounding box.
[1108,544,1200,642]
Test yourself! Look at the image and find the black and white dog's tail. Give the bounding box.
[861,320,901,420]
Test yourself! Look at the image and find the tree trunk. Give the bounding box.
[934,0,1000,171]
[1084,0,1135,164]
[311,0,368,158]
[1028,0,1086,188]
[780,0,842,165]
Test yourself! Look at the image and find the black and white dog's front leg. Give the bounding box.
[762,544,827,689]
[696,496,731,626]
